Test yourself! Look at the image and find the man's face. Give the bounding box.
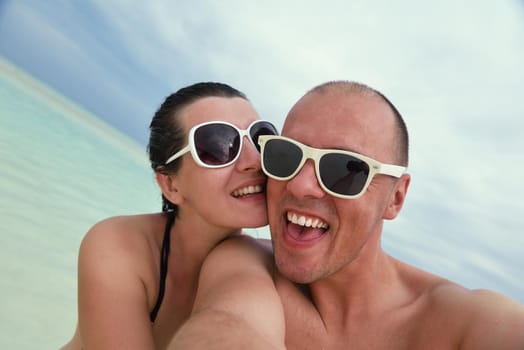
[267,90,403,283]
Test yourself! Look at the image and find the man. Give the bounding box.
[171,81,524,349]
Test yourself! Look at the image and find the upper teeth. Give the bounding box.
[232,185,262,197]
[287,211,329,229]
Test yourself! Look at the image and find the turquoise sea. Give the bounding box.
[0,57,160,348]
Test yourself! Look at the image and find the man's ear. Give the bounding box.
[384,173,410,220]
[155,172,184,205]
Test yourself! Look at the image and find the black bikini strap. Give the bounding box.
[150,212,175,322]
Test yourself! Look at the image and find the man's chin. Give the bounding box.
[274,254,318,284]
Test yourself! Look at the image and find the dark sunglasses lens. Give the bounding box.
[263,139,302,178]
[194,124,240,165]
[319,153,370,196]
[249,122,278,151]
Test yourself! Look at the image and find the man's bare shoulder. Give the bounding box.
[427,281,524,315]
[419,281,524,349]
[365,260,524,349]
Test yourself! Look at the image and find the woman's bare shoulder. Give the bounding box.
[88,213,165,233]
[75,213,169,350]
[78,213,167,285]
[81,213,164,250]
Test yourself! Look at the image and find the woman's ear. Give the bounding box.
[155,172,184,205]
[384,173,410,220]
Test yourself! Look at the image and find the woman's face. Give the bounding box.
[172,96,269,232]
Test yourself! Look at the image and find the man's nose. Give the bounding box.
[285,159,325,199]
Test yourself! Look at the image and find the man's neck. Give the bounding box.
[308,233,407,328]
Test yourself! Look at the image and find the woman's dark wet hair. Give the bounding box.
[148,82,248,212]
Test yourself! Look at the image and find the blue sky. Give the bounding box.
[1,0,523,302]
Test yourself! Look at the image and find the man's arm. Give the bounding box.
[171,236,286,349]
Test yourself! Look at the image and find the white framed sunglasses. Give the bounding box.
[165,120,278,168]
[258,135,406,199]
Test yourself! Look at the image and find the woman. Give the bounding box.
[62,82,278,349]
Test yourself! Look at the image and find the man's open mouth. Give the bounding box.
[285,210,329,242]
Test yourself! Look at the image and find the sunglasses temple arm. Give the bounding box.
[379,164,406,178]
[165,145,191,165]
